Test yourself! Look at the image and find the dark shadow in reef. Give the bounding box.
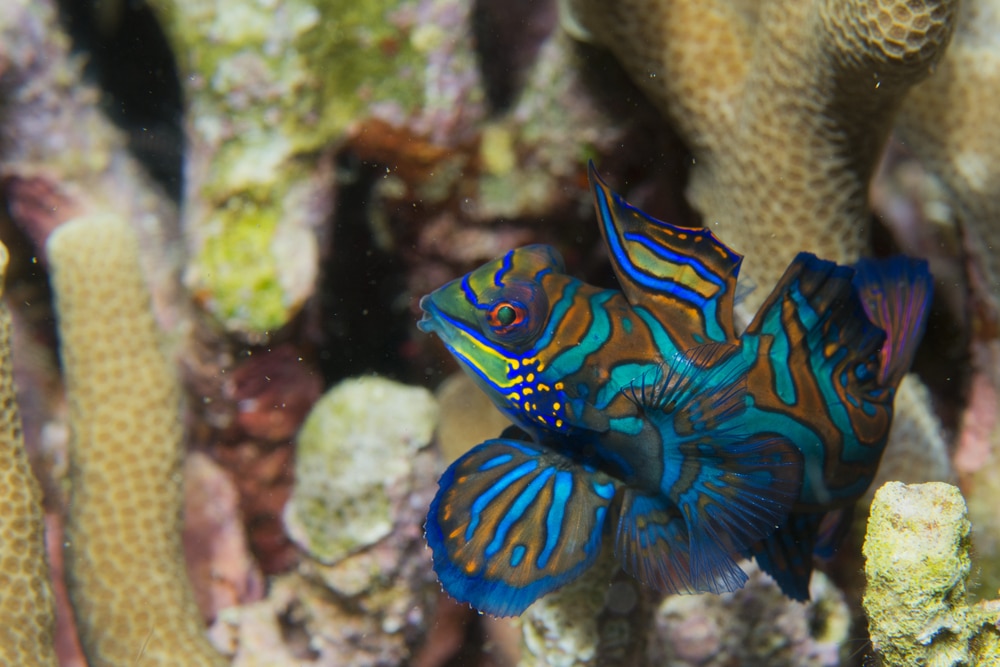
[54,0,184,201]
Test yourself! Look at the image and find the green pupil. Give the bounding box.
[496,305,517,327]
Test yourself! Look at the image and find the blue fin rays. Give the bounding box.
[425,438,619,617]
[631,342,803,592]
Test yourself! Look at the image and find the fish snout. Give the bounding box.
[417,294,436,334]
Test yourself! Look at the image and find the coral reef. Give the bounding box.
[149,0,485,337]
[48,215,224,666]
[0,0,181,323]
[0,0,996,664]
[863,481,1000,666]
[895,0,1000,596]
[0,240,57,666]
[213,376,440,664]
[649,561,850,667]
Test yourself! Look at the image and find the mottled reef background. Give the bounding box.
[0,0,998,665]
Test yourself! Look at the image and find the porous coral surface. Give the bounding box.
[48,216,224,666]
[561,0,958,302]
[0,242,57,666]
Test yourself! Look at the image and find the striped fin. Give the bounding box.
[636,343,803,590]
[588,162,743,347]
[852,256,933,388]
[742,252,892,503]
[425,438,620,617]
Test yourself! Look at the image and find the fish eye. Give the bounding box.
[487,301,527,334]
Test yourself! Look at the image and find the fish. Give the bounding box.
[418,163,932,616]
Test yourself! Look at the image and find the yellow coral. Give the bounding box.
[47,216,224,666]
[0,242,57,666]
[863,482,1000,666]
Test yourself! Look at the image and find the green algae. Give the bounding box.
[150,0,438,335]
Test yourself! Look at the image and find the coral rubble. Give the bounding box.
[0,240,57,666]
[48,215,224,666]
[863,481,1000,666]
[211,376,440,664]
[649,561,850,667]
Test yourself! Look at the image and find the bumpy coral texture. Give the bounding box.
[863,482,1000,666]
[0,242,57,666]
[561,0,957,306]
[48,216,225,666]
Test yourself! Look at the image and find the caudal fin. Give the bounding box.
[852,256,933,388]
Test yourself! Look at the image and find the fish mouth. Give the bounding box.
[416,294,437,334]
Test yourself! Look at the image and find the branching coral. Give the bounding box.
[560,0,958,302]
[48,215,224,666]
[0,241,57,666]
[863,482,1000,666]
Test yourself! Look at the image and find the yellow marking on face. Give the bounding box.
[510,359,520,370]
[526,373,535,383]
[537,383,550,392]
[555,382,564,390]
[556,419,563,428]
[523,387,534,396]
[553,402,561,411]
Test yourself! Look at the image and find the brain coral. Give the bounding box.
[47,215,224,666]
[0,241,57,666]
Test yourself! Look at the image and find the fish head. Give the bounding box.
[418,244,582,433]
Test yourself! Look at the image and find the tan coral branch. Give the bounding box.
[48,216,224,666]
[562,0,957,302]
[0,241,57,666]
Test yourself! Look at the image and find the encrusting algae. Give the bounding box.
[863,482,1000,666]
[0,241,57,666]
[48,215,225,666]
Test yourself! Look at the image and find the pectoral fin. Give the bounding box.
[425,438,620,617]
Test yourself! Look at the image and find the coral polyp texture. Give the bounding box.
[560,0,957,303]
[863,482,1000,666]
[47,216,225,666]
[0,241,57,666]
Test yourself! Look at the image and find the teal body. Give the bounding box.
[419,164,932,615]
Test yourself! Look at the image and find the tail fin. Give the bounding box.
[852,256,933,388]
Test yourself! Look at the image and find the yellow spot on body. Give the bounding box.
[523,387,534,396]
[555,382,564,390]
[526,373,535,382]
[556,419,564,428]
[465,561,478,574]
[537,383,550,392]
[507,392,521,401]
[553,402,561,411]
[678,233,688,240]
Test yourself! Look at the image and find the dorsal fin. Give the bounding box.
[588,163,743,348]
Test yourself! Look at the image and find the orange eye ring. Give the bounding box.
[487,301,528,335]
